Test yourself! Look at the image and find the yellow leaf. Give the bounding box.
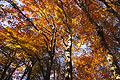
[17,67,23,71]
[62,28,65,33]
[7,33,10,36]
[77,43,81,47]
[15,45,21,48]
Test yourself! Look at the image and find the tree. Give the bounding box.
[0,0,120,80]
[75,0,120,79]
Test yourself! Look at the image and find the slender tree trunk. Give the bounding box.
[58,0,73,79]
[20,67,28,80]
[75,0,120,79]
[54,60,56,80]
[64,34,72,80]
[26,60,37,80]
[45,18,57,80]
[26,67,32,80]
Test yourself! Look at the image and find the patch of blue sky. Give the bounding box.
[0,1,9,6]
[73,42,92,57]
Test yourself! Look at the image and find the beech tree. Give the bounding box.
[0,0,120,80]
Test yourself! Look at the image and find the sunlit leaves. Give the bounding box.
[0,0,120,80]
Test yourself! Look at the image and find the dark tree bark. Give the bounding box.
[26,60,37,80]
[20,66,28,80]
[58,0,73,80]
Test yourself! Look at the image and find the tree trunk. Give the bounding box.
[20,67,28,80]
[65,34,72,80]
[58,0,73,79]
[26,67,32,80]
[75,1,120,79]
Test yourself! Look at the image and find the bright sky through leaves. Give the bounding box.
[0,0,120,80]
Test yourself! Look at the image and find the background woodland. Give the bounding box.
[0,0,120,80]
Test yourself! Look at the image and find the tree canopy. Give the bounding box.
[0,0,120,80]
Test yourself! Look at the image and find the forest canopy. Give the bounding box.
[0,0,120,80]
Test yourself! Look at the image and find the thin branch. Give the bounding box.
[35,53,46,79]
[61,36,68,47]
[7,0,39,31]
